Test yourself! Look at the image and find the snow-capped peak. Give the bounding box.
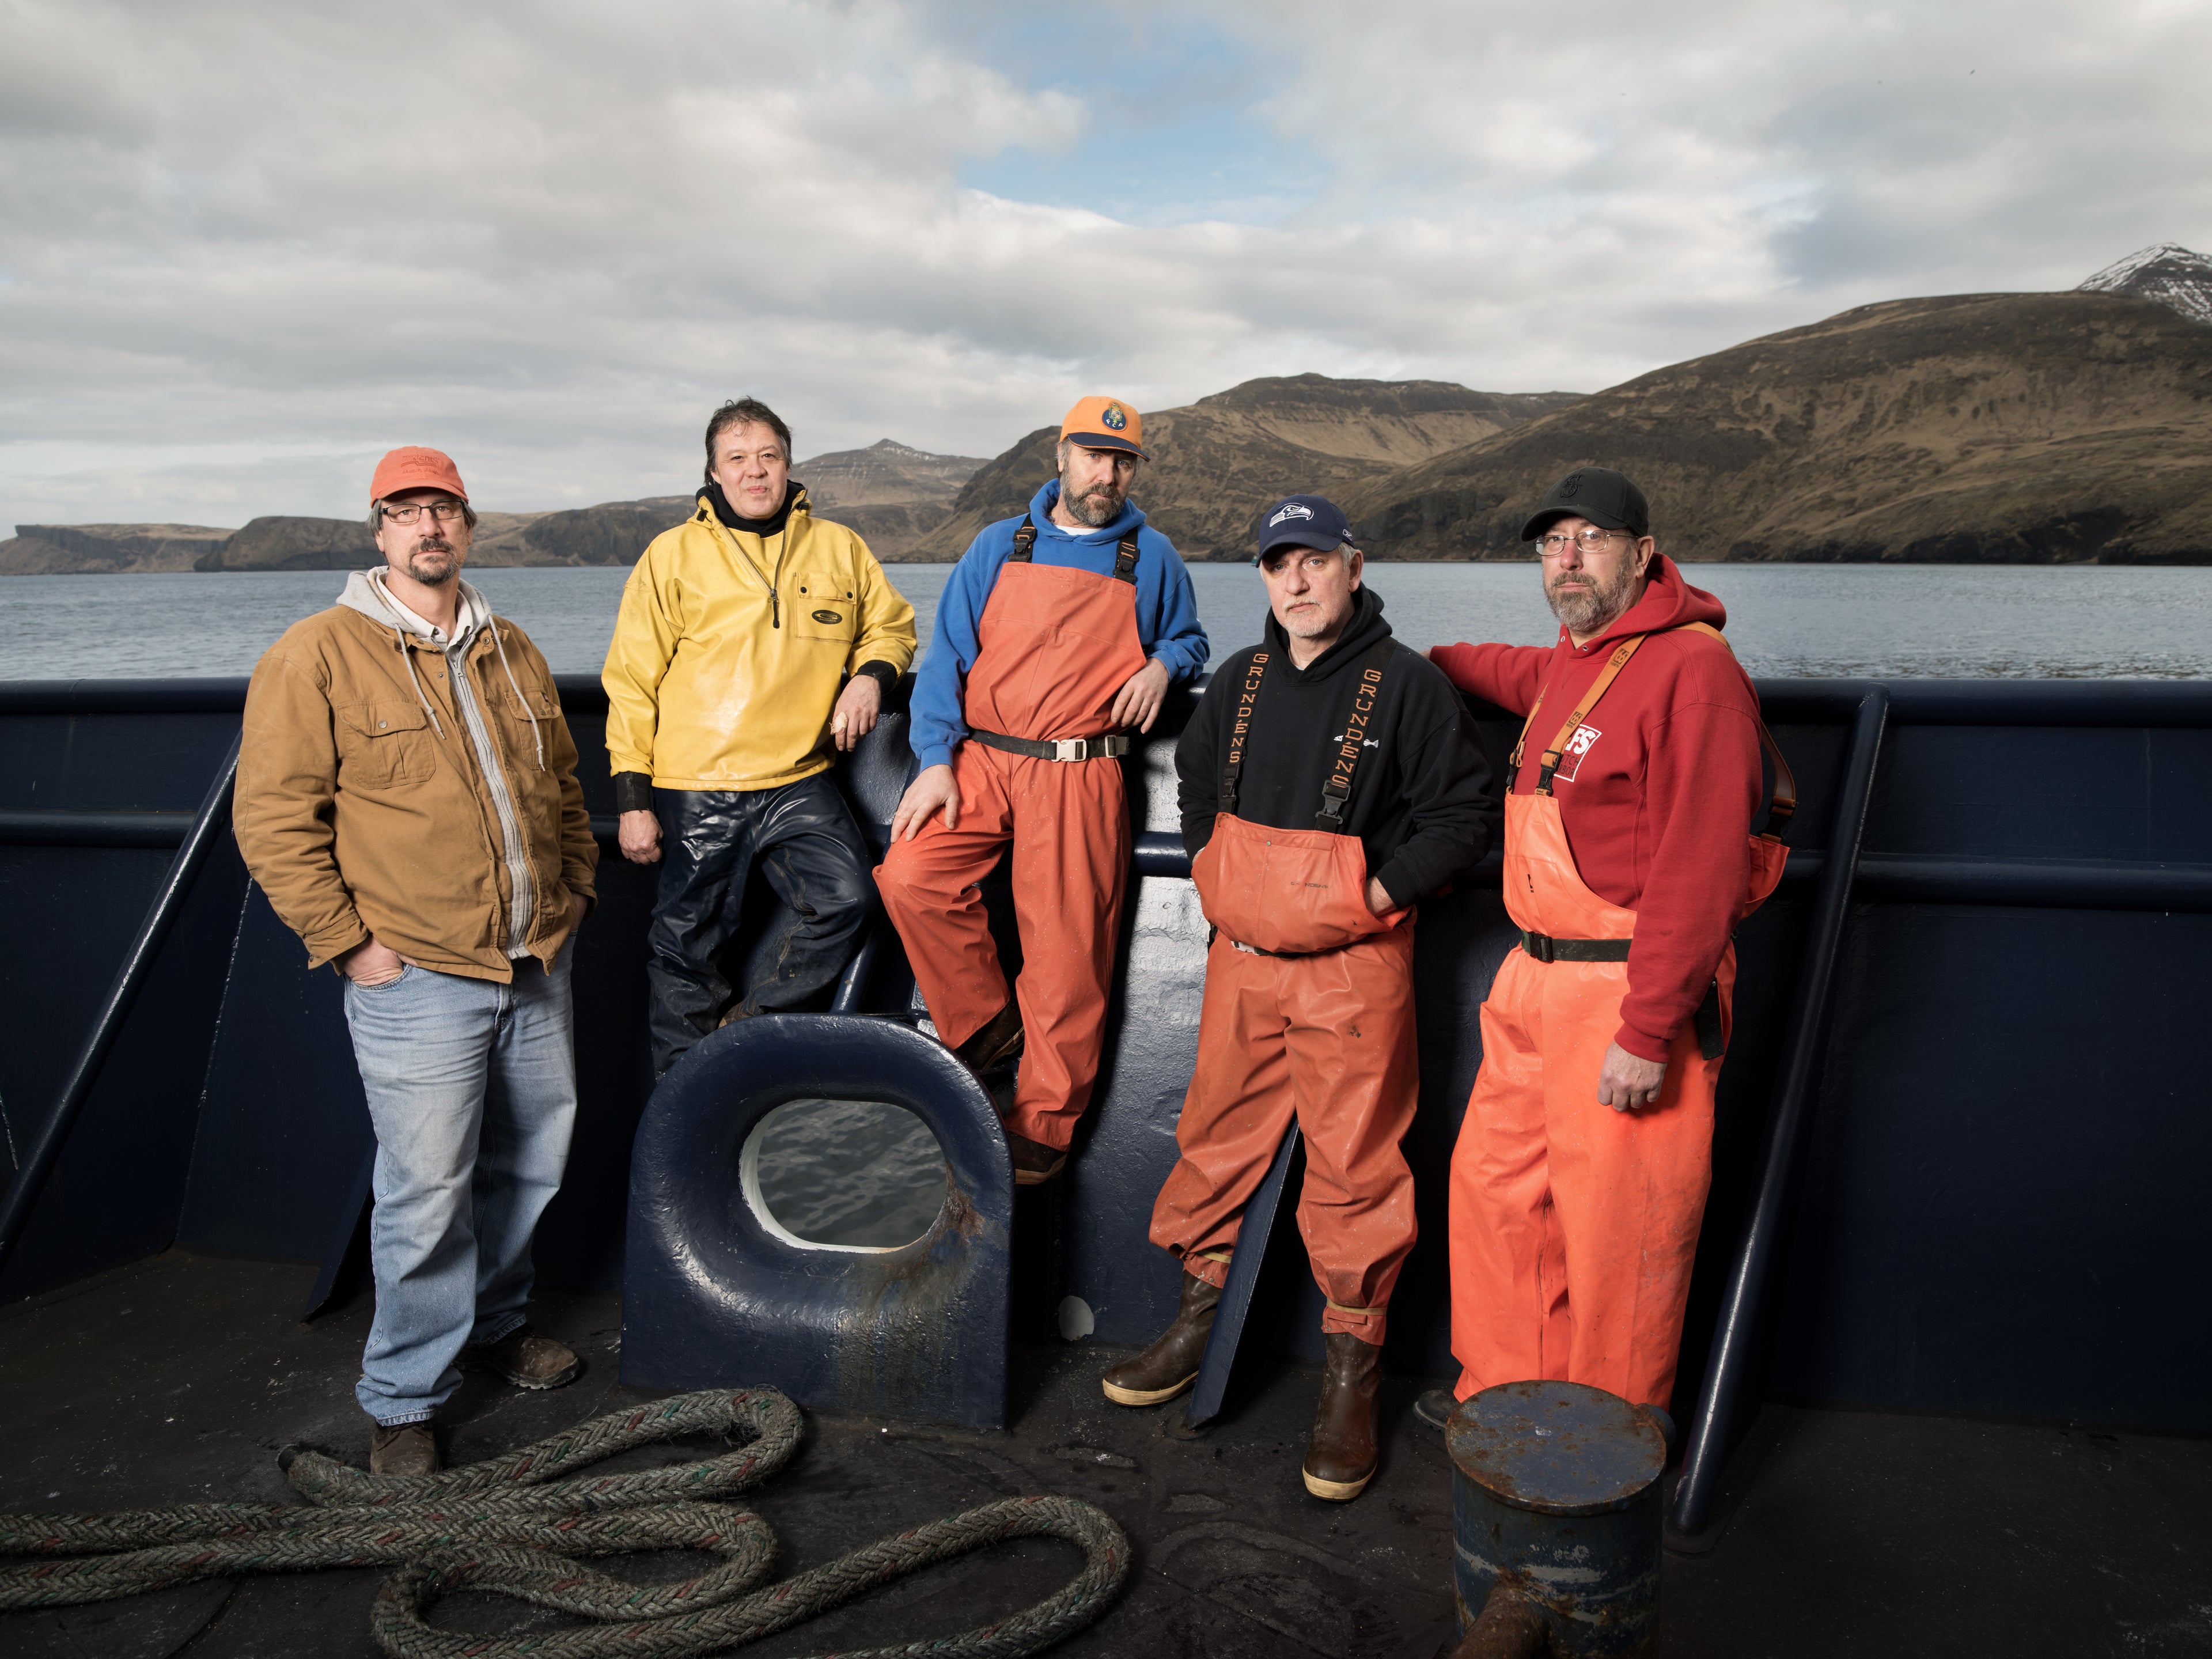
[2077,244,2212,327]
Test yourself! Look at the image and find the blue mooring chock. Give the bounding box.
[619,1013,1013,1428]
[1448,1380,1668,1657]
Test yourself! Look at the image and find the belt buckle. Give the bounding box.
[1052,737,1088,762]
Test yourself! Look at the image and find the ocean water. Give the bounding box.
[4,561,2209,680]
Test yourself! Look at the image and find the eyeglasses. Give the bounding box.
[380,501,468,525]
[1536,528,1633,559]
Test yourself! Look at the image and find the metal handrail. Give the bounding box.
[1669,687,1890,1537]
[0,733,244,1275]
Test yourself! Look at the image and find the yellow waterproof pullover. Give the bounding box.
[601,487,918,792]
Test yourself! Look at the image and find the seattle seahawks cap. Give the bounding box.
[1255,494,1354,563]
[1519,466,1650,541]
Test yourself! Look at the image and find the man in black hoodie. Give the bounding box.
[1101,494,1493,1501]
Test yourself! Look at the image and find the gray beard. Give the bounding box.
[1058,474,1125,529]
[405,544,459,585]
[1546,565,1638,635]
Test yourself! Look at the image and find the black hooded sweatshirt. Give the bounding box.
[1176,588,1495,908]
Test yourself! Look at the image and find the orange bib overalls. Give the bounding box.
[1147,643,1421,1343]
[875,521,1148,1152]
[1447,626,1791,1407]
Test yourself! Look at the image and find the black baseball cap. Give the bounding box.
[1520,467,1650,541]
[1255,494,1355,564]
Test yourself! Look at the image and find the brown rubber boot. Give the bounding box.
[369,1421,438,1476]
[954,1000,1025,1075]
[1302,1331,1383,1500]
[1101,1271,1224,1406]
[1005,1130,1067,1186]
[461,1325,582,1389]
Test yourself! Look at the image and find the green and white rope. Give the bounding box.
[0,1388,1130,1658]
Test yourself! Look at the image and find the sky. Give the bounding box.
[3,0,2210,528]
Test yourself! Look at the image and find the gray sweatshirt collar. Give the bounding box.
[338,567,491,651]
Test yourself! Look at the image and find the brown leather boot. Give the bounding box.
[1302,1331,1382,1500]
[461,1325,582,1389]
[1100,1272,1222,1406]
[369,1421,438,1476]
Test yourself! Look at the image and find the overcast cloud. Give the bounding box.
[3,0,2208,527]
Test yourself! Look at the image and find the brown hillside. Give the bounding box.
[1341,292,2212,564]
[911,375,1582,560]
[0,523,232,575]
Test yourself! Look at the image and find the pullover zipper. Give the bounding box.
[708,507,796,628]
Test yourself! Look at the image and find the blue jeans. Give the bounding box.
[342,942,576,1425]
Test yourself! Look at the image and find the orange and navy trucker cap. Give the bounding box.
[1059,396,1147,459]
[370,446,469,505]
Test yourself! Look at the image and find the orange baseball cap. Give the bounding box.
[1059,396,1147,459]
[370,446,469,504]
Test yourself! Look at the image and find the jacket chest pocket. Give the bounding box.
[335,700,435,787]
[497,679,560,766]
[791,573,858,645]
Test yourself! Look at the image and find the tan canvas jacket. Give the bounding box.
[236,596,597,981]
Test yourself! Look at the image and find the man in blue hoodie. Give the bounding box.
[876,398,1208,1183]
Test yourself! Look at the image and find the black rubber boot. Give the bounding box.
[1101,1272,1222,1406]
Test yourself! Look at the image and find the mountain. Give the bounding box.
[0,523,232,575]
[911,376,1583,560]
[2079,244,2212,328]
[791,439,988,559]
[1341,286,2212,564]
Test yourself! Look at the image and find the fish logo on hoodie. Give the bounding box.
[1553,722,1602,782]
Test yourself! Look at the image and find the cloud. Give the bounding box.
[2,0,2209,528]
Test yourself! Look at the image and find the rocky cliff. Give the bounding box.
[1340,289,2212,564]
[913,376,1581,560]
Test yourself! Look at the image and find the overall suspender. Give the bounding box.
[1219,641,1395,831]
[1007,514,1140,583]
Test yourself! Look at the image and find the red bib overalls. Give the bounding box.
[1448,626,1791,1408]
[1147,644,1422,1343]
[875,527,1148,1152]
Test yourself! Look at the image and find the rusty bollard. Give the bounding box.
[1447,1380,1666,1658]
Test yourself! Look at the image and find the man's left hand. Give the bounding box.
[1365,876,1395,915]
[1597,1043,1667,1112]
[831,675,882,752]
[1109,658,1171,733]
[569,892,588,933]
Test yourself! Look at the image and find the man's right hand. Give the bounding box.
[619,809,662,865]
[336,935,407,987]
[891,764,960,842]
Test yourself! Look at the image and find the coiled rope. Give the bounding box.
[0,1387,1130,1658]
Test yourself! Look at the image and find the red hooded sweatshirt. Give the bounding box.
[1431,556,1763,1065]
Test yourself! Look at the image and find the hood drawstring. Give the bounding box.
[395,628,448,738]
[489,618,546,771]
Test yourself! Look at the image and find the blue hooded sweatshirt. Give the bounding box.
[906,480,1209,772]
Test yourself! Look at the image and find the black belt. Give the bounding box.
[968,728,1130,763]
[1518,930,1726,1059]
[1519,930,1630,963]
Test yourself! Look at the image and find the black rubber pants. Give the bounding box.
[646,775,873,1077]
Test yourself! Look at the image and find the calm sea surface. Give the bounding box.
[4,562,2208,680]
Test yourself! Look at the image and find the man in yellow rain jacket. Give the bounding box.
[603,397,917,1077]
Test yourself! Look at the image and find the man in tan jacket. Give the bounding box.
[234,446,597,1476]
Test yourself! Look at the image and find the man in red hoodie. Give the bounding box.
[1426,467,1787,1432]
